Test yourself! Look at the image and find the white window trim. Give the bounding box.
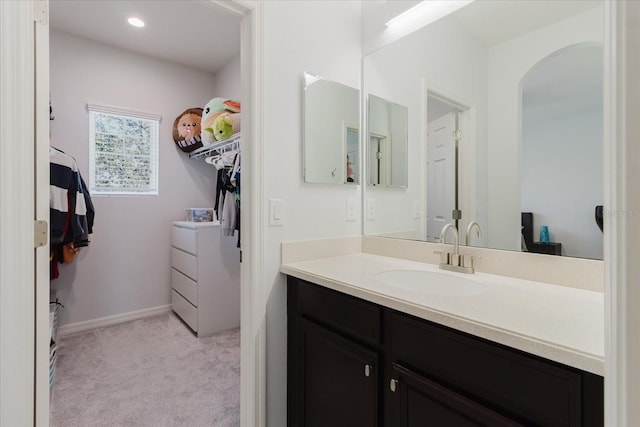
[87,104,161,196]
[87,104,162,122]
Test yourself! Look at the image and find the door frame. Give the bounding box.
[212,2,266,426]
[24,0,267,426]
[423,85,476,242]
[604,1,640,426]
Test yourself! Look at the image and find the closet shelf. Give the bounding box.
[189,133,241,160]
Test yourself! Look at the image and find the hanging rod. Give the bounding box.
[189,132,241,159]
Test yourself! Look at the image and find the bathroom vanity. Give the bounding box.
[282,242,604,426]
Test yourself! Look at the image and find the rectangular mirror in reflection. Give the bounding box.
[362,0,604,260]
[303,72,359,184]
[367,95,409,188]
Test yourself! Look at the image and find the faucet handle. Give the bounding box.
[461,254,480,269]
[434,250,449,265]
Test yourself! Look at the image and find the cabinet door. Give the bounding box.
[294,318,379,427]
[387,362,523,427]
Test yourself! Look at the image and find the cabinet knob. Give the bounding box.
[364,364,373,377]
[390,379,399,392]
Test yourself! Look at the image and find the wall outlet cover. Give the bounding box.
[367,199,376,221]
[346,199,357,221]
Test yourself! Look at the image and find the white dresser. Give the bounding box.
[171,221,240,336]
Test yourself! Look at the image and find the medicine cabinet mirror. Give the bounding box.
[363,0,604,260]
[303,72,359,184]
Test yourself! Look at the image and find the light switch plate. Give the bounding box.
[367,199,376,220]
[269,199,284,226]
[413,200,421,219]
[346,199,357,221]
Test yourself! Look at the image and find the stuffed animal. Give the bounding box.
[201,97,241,144]
[172,108,203,152]
[212,112,241,141]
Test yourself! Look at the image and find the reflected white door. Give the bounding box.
[427,112,456,242]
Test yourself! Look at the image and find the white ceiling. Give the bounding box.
[49,0,241,74]
[451,0,601,46]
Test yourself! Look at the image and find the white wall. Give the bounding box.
[487,6,603,251]
[50,30,240,325]
[215,54,241,100]
[521,110,603,259]
[261,2,362,425]
[362,11,488,241]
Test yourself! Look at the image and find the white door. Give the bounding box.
[426,112,456,242]
[0,1,48,425]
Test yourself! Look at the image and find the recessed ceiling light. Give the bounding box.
[127,17,145,28]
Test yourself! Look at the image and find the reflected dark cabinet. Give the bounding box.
[287,276,604,427]
[531,242,562,256]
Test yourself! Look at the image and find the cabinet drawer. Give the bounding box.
[291,278,381,346]
[172,289,197,332]
[172,226,197,255]
[172,268,198,306]
[388,312,582,427]
[171,247,198,281]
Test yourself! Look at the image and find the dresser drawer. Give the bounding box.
[172,268,198,306]
[171,247,198,281]
[172,226,197,255]
[172,289,198,332]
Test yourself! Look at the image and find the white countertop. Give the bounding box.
[281,253,604,375]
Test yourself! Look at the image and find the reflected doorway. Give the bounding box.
[426,93,470,243]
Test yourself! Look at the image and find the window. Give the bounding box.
[88,105,160,195]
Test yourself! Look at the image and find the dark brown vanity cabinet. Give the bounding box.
[287,276,604,427]
[288,276,383,426]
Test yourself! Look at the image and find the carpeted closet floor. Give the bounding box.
[50,312,240,427]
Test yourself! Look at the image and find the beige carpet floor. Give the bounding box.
[50,312,240,427]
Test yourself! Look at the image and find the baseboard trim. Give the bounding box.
[58,304,172,337]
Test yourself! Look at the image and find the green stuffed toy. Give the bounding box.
[201,97,241,144]
[212,112,241,141]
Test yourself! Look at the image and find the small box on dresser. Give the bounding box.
[170,221,240,337]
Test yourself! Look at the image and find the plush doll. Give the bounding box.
[212,112,241,141]
[201,97,241,145]
[173,108,204,152]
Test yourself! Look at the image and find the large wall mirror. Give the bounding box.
[363,0,604,259]
[304,72,359,184]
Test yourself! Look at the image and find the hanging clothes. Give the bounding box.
[49,147,95,279]
[231,153,241,248]
[215,152,241,245]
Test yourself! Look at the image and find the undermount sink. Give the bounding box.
[374,269,487,296]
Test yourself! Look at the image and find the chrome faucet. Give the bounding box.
[439,223,460,266]
[465,221,482,246]
[437,223,475,274]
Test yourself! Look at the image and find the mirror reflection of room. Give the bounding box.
[367,94,409,188]
[520,43,603,259]
[363,0,604,260]
[303,72,360,185]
